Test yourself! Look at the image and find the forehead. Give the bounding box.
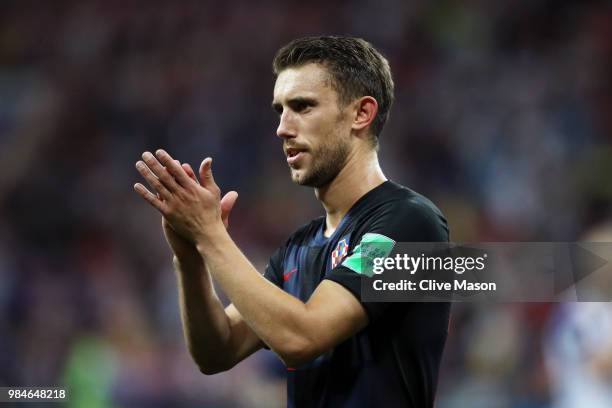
[273,63,336,103]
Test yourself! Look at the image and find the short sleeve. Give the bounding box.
[325,198,449,322]
[263,246,285,288]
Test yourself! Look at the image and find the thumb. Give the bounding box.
[199,157,216,189]
[220,191,238,228]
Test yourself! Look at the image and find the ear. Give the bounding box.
[351,96,378,133]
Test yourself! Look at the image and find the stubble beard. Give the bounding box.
[290,136,350,188]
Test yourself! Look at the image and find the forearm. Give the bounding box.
[173,256,235,372]
[196,227,318,365]
[135,152,264,370]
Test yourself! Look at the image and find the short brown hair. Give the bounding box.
[273,36,394,140]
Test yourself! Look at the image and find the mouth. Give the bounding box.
[285,146,308,165]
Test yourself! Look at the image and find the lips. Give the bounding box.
[286,147,303,157]
[285,146,308,165]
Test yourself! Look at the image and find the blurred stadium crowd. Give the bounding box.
[0,1,611,407]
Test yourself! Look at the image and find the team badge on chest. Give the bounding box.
[331,239,349,269]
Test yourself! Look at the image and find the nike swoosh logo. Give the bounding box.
[283,268,298,281]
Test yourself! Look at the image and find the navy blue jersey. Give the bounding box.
[264,181,450,408]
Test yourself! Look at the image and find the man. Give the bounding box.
[134,36,450,407]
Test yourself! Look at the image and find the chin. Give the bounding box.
[291,171,308,185]
[289,163,334,188]
[289,165,303,179]
[287,169,308,186]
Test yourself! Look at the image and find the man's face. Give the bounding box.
[272,63,353,188]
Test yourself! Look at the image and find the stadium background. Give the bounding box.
[1,1,611,407]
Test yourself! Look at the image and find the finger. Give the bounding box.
[141,151,181,193]
[134,183,167,214]
[182,163,199,184]
[198,157,217,190]
[136,161,172,200]
[174,160,199,184]
[154,149,193,187]
[220,191,238,228]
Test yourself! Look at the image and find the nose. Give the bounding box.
[276,110,297,140]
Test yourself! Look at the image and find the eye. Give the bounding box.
[294,101,308,112]
[272,103,283,115]
[290,99,316,113]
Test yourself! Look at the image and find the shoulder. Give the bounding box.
[360,182,449,242]
[391,185,446,226]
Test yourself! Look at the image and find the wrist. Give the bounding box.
[173,254,204,274]
[195,221,229,256]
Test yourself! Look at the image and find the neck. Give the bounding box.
[315,147,386,237]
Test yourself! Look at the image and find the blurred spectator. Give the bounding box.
[0,1,611,406]
[544,221,612,408]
